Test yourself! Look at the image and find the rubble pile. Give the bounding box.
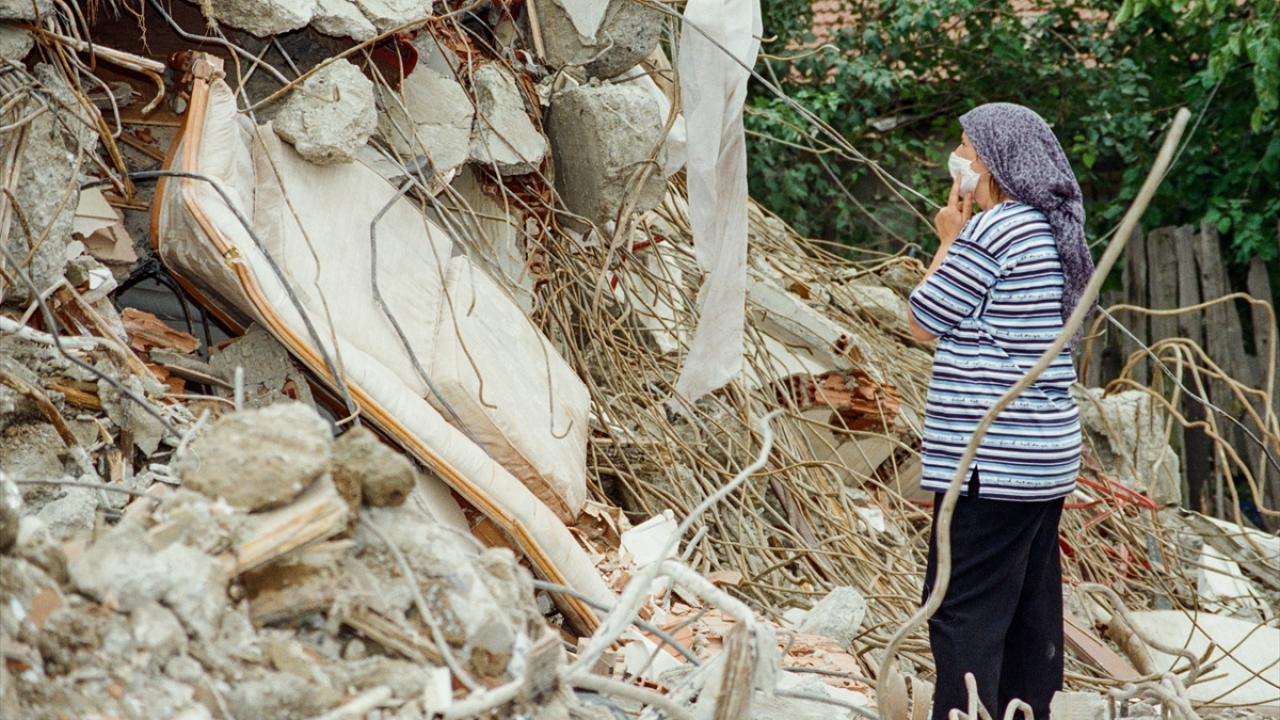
[1,1,1277,719]
[2,405,580,719]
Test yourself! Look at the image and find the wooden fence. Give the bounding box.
[1081,223,1278,523]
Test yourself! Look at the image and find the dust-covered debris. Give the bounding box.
[530,0,665,80]
[2,3,1276,720]
[547,81,667,226]
[273,59,378,165]
[202,0,317,37]
[469,63,548,176]
[376,65,474,176]
[0,22,31,59]
[172,402,333,511]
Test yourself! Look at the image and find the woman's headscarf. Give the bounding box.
[959,102,1096,349]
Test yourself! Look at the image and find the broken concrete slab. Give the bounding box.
[208,324,315,409]
[2,64,97,305]
[848,284,909,327]
[332,425,414,508]
[0,0,51,20]
[798,586,867,649]
[355,504,522,677]
[0,421,66,504]
[273,59,377,165]
[1049,690,1109,719]
[0,24,32,61]
[1127,610,1280,712]
[468,64,547,176]
[312,0,377,41]
[201,0,317,37]
[173,402,333,512]
[546,81,667,226]
[352,0,431,32]
[1072,387,1182,506]
[68,519,227,637]
[0,474,19,552]
[530,0,665,80]
[376,65,474,176]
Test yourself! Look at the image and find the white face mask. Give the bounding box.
[948,152,982,195]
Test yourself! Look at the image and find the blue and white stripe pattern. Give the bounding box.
[908,199,1082,501]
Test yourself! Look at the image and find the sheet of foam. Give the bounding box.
[428,255,589,521]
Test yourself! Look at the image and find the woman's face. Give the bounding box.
[956,131,991,176]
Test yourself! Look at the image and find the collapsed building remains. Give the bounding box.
[1,1,1277,719]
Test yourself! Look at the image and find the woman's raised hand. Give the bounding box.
[933,177,974,245]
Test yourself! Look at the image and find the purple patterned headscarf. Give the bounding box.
[959,102,1096,350]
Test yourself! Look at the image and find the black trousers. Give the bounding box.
[921,465,1065,720]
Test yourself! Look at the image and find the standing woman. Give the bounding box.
[906,102,1096,719]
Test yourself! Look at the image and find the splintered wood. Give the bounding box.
[122,307,200,355]
[774,368,902,431]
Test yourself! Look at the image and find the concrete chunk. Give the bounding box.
[3,64,96,305]
[352,0,432,31]
[173,402,333,512]
[203,0,317,37]
[0,0,51,20]
[797,586,867,649]
[0,24,32,61]
[273,59,377,165]
[1071,387,1181,506]
[68,520,227,638]
[1049,690,1108,720]
[376,66,474,175]
[531,0,664,79]
[208,324,315,409]
[468,64,547,176]
[332,425,414,508]
[312,0,377,40]
[545,81,666,226]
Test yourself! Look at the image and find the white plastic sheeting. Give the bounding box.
[673,0,762,402]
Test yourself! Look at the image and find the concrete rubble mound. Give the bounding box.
[1,3,1277,720]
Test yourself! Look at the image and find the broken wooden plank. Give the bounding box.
[1121,226,1149,385]
[242,542,347,626]
[1064,610,1140,681]
[340,603,443,664]
[122,307,200,355]
[1145,226,1180,345]
[224,476,349,579]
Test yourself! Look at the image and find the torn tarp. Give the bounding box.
[673,0,762,403]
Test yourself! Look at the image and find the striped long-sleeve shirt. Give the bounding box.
[908,199,1082,501]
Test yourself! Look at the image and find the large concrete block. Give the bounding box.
[545,81,666,226]
[377,66,474,175]
[530,0,664,79]
[273,59,377,165]
[203,0,317,37]
[468,64,547,176]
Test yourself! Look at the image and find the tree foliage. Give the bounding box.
[745,0,1279,266]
